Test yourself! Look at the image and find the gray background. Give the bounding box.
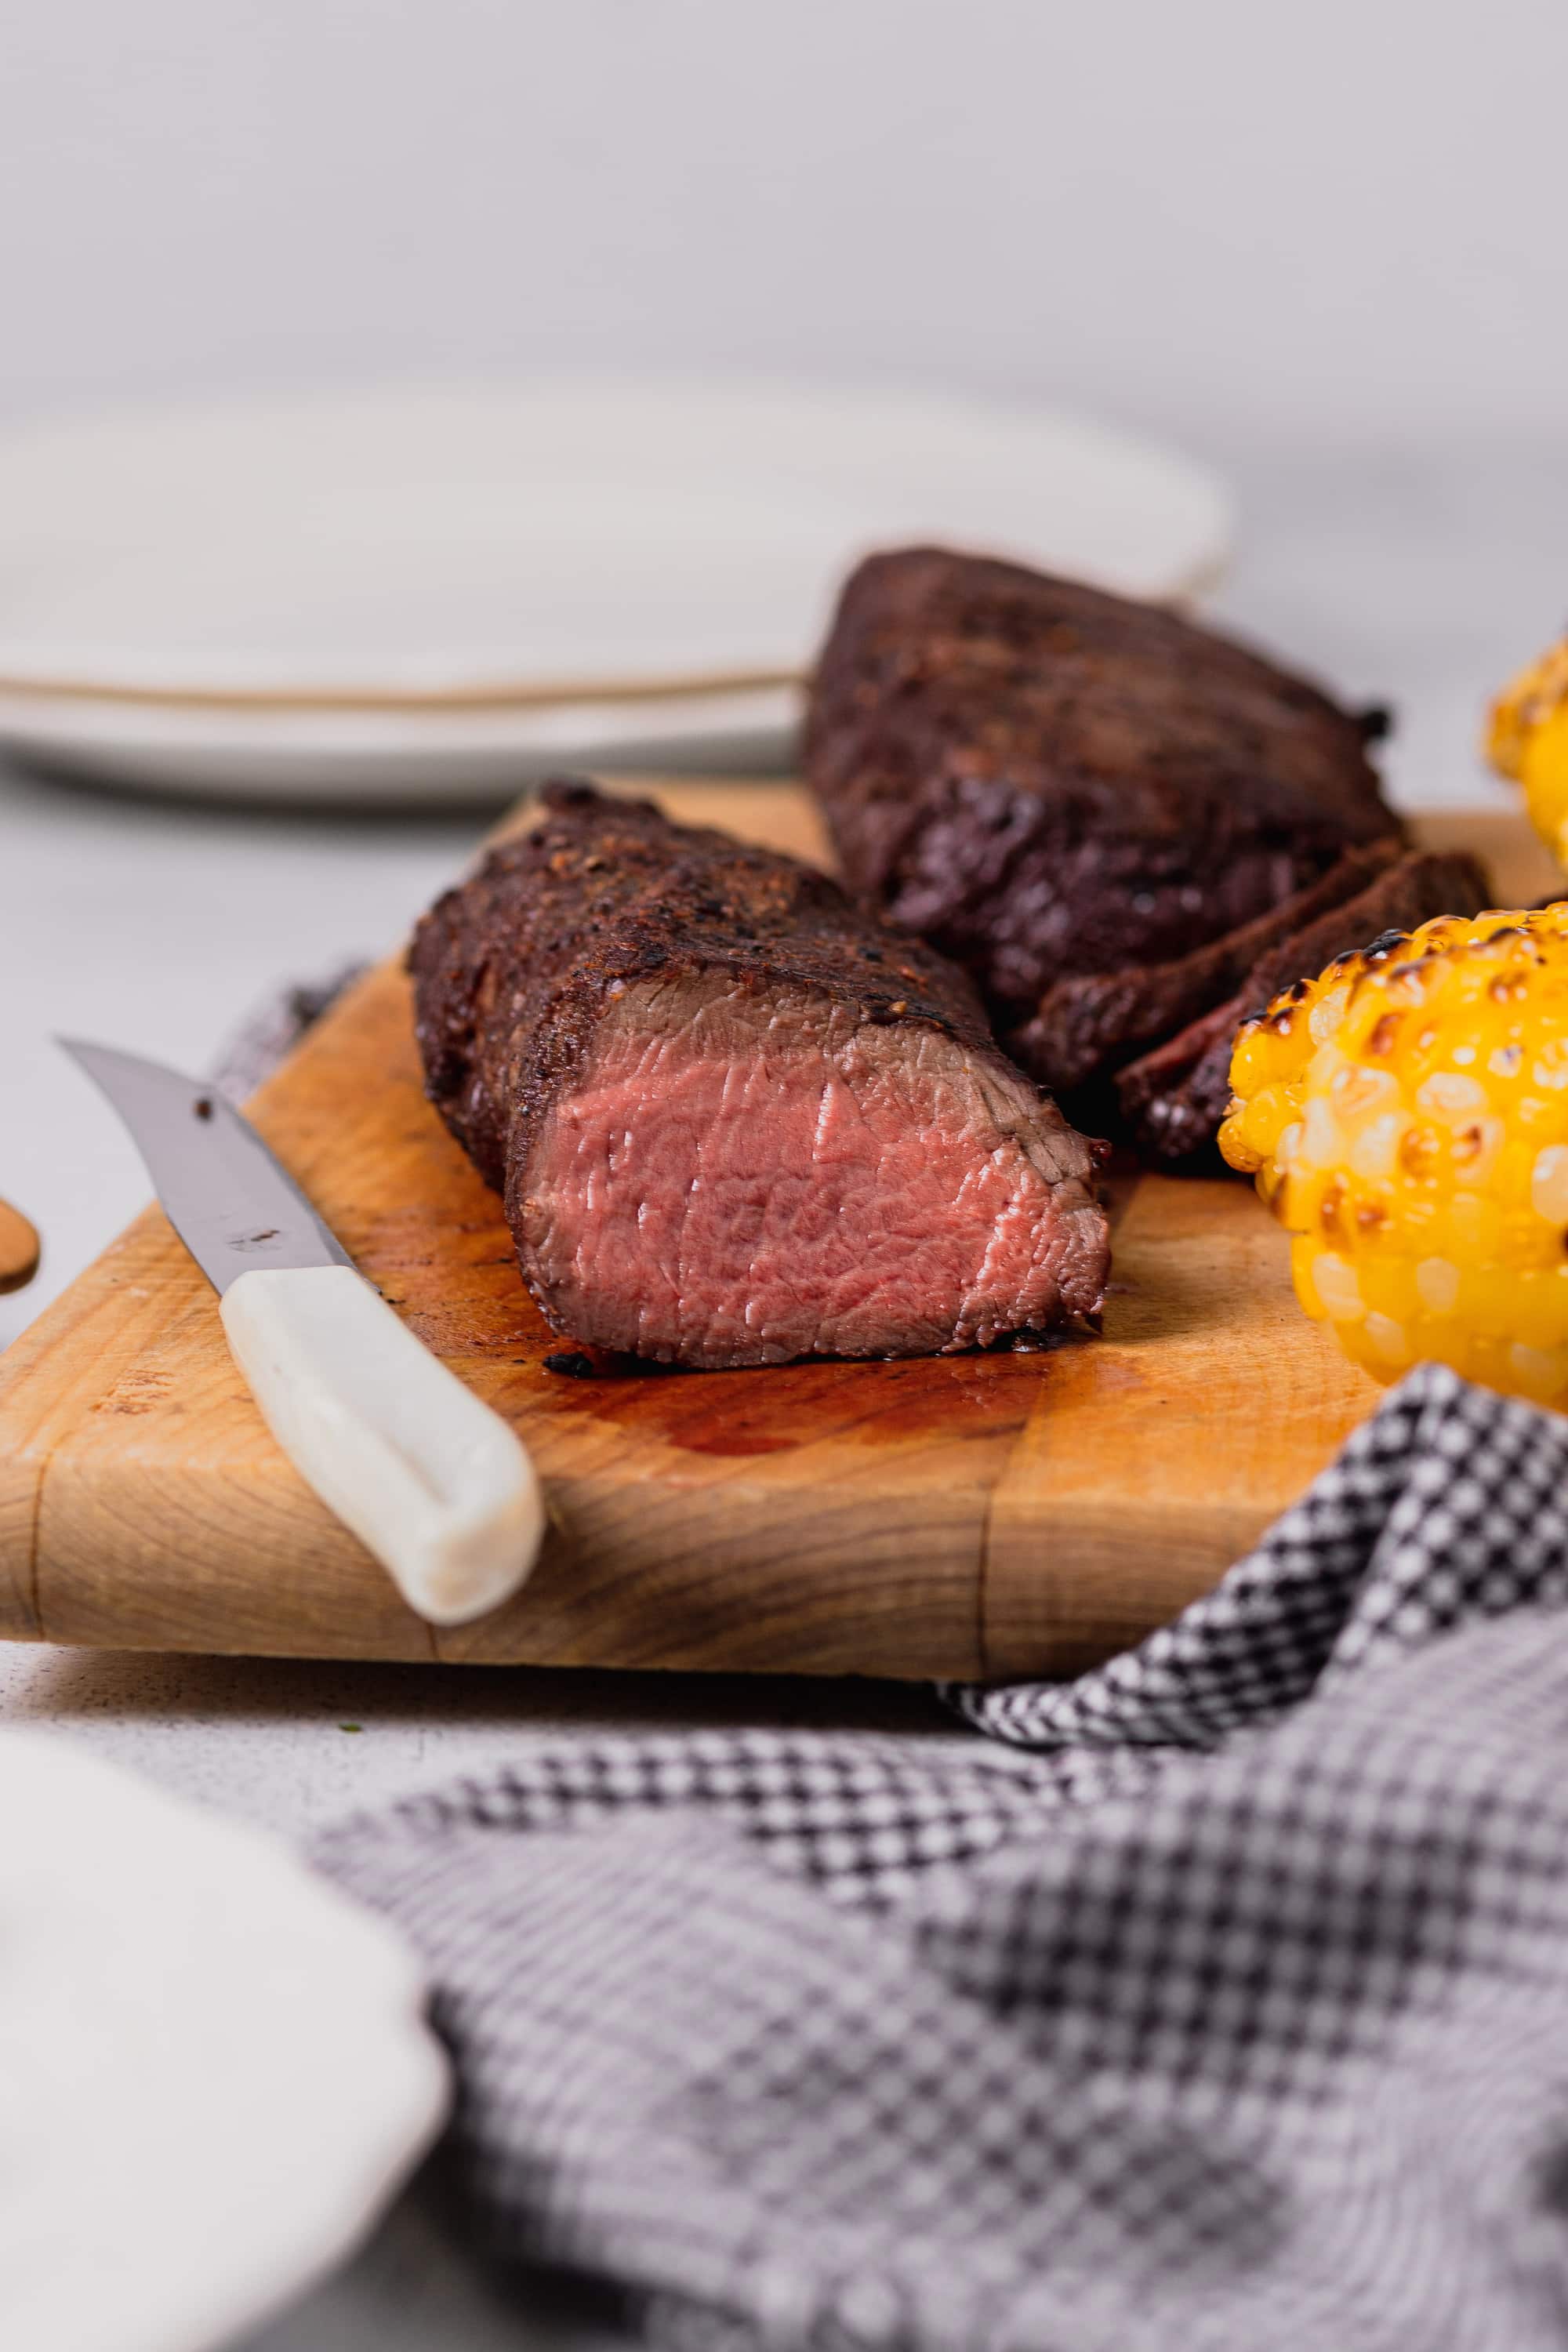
[5,0,1566,447]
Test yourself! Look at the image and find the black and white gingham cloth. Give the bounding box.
[314,1362,1568,2350]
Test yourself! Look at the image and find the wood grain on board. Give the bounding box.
[0,790,1553,1679]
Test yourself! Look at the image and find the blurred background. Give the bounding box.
[6,0,1566,448]
[5,0,1568,1341]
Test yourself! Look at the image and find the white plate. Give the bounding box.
[0,1733,449,2352]
[0,380,1232,801]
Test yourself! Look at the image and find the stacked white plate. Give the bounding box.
[0,380,1232,803]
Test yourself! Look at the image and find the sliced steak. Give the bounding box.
[1117,850,1495,1164]
[1012,838,1403,1094]
[806,546,1401,1018]
[410,781,1109,1370]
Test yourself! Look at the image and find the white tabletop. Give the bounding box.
[1,430,1564,2345]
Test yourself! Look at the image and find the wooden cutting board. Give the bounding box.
[0,790,1551,1680]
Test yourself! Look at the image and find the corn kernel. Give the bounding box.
[1349,1112,1405,1180]
[1415,1257,1461,1314]
[1362,1312,1414,1369]
[1417,1071,1487,1121]
[1309,1251,1364,1320]
[1531,1144,1568,1224]
[1309,984,1352,1046]
[1508,1341,1568,1404]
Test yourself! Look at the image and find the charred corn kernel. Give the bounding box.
[1219,902,1568,1408]
[1488,637,1568,866]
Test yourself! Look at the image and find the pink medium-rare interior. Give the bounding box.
[517,975,1096,1367]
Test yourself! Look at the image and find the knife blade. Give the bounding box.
[62,1040,354,1291]
[62,1039,544,1628]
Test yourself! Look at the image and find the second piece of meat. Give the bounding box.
[806,546,1399,1018]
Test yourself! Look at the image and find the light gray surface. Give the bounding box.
[0,1647,949,1838]
[2,434,1565,2345]
[3,2,1567,445]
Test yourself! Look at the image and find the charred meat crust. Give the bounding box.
[1012,839,1405,1095]
[804,546,1401,1014]
[1116,850,1494,1164]
[412,781,1007,1186]
[409,780,1109,1362]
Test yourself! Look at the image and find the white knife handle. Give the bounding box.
[219,1265,544,1627]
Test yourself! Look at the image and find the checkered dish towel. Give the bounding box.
[316,1362,1568,2350]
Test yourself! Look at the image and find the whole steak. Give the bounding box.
[805,546,1399,1018]
[410,782,1109,1370]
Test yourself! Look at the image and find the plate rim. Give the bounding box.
[0,659,803,716]
[0,374,1233,709]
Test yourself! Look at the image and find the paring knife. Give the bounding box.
[62,1040,545,1628]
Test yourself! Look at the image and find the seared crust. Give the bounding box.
[806,546,1400,1014]
[409,780,1108,1349]
[1013,840,1404,1096]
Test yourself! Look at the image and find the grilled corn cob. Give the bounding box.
[1219,902,1568,1404]
[1488,637,1568,866]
